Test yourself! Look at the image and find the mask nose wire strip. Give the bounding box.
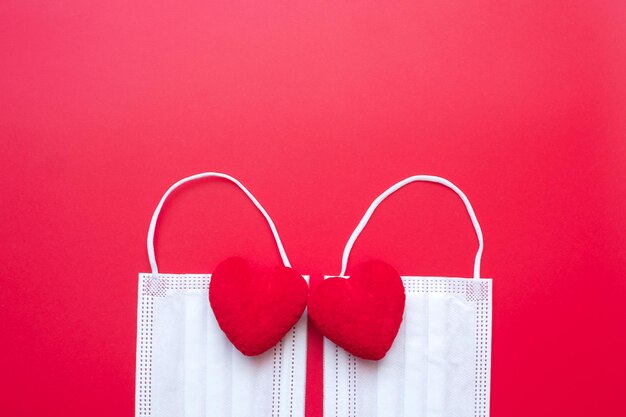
[147,172,292,279]
[339,175,484,279]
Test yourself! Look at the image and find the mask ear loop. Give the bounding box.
[339,175,484,279]
[147,172,292,279]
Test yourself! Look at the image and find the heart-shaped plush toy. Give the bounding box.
[308,260,405,360]
[209,257,308,356]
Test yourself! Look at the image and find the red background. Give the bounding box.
[1,1,625,416]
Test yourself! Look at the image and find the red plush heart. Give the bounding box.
[209,257,308,356]
[308,260,405,360]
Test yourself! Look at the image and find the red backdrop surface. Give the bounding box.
[1,1,626,416]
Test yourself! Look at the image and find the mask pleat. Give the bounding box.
[376,317,405,416]
[403,291,429,416]
[182,290,208,417]
[205,285,232,417]
[336,344,352,415]
[444,292,477,416]
[151,289,186,416]
[276,332,290,417]
[231,335,274,416]
[355,355,377,417]
[426,292,447,417]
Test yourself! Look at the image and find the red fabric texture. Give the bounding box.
[209,257,309,356]
[308,260,406,360]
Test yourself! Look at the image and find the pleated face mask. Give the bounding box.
[135,173,492,417]
[135,173,309,417]
[315,176,492,417]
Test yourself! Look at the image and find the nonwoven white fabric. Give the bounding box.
[326,175,492,417]
[137,172,307,417]
[135,274,308,417]
[324,277,492,417]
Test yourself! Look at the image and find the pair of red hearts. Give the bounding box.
[209,257,405,360]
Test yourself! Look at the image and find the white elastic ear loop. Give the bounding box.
[147,172,292,278]
[340,175,484,279]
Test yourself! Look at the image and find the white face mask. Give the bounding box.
[136,173,491,417]
[323,175,492,417]
[135,173,308,417]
